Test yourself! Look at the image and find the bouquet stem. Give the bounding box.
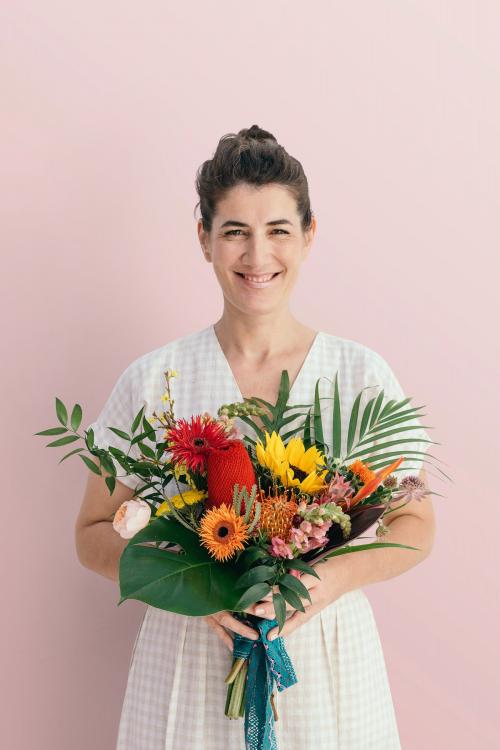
[224,658,248,718]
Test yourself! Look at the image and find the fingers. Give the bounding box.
[250,596,314,620]
[210,611,259,641]
[203,616,234,653]
[267,605,315,641]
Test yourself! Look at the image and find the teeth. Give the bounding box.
[242,273,276,282]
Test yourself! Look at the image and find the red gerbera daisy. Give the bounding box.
[165,415,232,473]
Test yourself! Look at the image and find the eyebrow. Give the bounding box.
[220,218,293,228]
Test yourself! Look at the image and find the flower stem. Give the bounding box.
[225,660,248,718]
[224,657,245,684]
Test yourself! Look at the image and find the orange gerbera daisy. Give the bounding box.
[198,503,249,562]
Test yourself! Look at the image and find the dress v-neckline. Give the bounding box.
[209,324,322,403]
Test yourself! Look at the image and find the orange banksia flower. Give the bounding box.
[206,439,257,512]
[257,487,298,542]
[198,503,250,562]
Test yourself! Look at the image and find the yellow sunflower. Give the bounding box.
[155,488,206,516]
[255,431,329,494]
[198,503,249,562]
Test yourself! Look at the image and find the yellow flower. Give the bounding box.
[198,503,249,562]
[256,430,328,495]
[155,489,206,516]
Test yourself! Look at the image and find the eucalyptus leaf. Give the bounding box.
[283,558,320,579]
[279,573,312,603]
[70,404,83,431]
[59,447,85,463]
[79,454,101,474]
[131,406,145,434]
[105,476,116,494]
[108,427,131,441]
[55,397,68,427]
[234,582,272,611]
[234,565,277,590]
[278,583,305,613]
[272,592,286,632]
[34,426,68,436]
[46,434,80,447]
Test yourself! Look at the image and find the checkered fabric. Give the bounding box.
[86,324,431,749]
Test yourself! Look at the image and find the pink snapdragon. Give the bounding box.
[269,536,294,559]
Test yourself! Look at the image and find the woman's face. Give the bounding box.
[198,182,316,316]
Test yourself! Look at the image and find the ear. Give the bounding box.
[197,219,212,262]
[302,213,317,258]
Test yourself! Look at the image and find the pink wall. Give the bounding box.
[3,1,498,747]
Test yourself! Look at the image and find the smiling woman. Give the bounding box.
[77,124,431,749]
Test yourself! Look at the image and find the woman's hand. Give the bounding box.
[250,563,346,641]
[203,611,260,652]
[203,562,346,650]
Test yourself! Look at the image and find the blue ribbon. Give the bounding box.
[232,617,298,750]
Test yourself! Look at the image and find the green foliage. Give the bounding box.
[119,516,248,615]
[240,370,312,441]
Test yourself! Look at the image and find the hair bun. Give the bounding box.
[238,124,277,143]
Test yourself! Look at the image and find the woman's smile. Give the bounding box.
[234,270,283,288]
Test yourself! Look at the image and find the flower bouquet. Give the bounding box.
[36,368,442,749]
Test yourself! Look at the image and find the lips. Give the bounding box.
[235,272,282,281]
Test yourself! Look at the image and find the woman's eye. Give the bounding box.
[224,228,289,236]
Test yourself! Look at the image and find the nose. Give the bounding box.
[241,234,272,269]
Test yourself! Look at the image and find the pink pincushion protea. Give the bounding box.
[165,414,232,473]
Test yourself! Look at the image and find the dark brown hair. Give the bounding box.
[194,124,313,234]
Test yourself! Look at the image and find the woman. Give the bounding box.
[76,124,435,749]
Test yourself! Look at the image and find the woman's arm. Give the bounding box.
[74,465,133,583]
[330,465,435,595]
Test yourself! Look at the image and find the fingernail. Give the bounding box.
[255,607,265,615]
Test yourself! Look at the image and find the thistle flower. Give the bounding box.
[392,475,429,503]
[383,474,398,489]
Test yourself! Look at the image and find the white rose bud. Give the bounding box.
[112,499,151,539]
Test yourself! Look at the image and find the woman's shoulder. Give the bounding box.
[117,326,212,390]
[318,330,391,374]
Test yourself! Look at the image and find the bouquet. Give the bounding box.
[36,368,442,750]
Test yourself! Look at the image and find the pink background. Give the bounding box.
[3,2,498,747]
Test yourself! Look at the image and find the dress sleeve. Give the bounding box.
[85,362,144,491]
[366,352,433,480]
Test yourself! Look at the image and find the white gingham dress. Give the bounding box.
[87,324,431,749]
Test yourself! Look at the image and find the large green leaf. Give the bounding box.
[118,516,246,615]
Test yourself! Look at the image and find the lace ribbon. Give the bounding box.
[232,617,298,750]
